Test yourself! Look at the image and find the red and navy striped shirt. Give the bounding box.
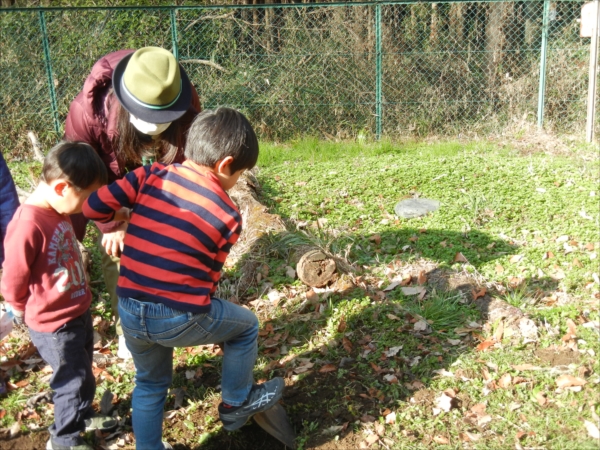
[83,160,242,314]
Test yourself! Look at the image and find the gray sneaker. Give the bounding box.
[46,438,93,450]
[84,413,118,431]
[218,377,285,431]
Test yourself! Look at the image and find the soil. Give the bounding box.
[535,347,581,367]
[2,430,49,450]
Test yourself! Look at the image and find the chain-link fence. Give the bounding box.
[0,1,597,155]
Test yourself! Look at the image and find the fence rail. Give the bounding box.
[0,0,597,155]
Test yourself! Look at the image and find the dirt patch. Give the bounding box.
[535,347,581,367]
[410,388,436,407]
[1,430,49,450]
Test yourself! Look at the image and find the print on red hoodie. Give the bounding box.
[1,205,91,332]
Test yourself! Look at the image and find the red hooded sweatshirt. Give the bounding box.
[64,49,201,240]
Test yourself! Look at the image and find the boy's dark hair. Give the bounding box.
[185,107,259,173]
[42,141,108,189]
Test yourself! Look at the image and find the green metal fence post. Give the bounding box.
[38,10,60,136]
[537,0,550,129]
[170,8,179,60]
[375,2,382,140]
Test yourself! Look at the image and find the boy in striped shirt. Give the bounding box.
[83,108,284,450]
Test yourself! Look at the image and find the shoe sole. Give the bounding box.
[85,421,118,432]
[220,379,285,431]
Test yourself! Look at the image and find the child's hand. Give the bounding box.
[113,207,132,222]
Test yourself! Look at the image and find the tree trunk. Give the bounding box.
[449,3,464,44]
[296,249,337,288]
[430,3,439,48]
[486,2,511,86]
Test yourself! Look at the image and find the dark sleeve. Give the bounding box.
[0,152,20,265]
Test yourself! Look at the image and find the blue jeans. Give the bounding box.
[118,297,259,450]
[28,310,95,447]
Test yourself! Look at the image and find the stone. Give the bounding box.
[394,198,440,219]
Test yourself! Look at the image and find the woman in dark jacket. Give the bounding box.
[65,47,201,358]
[0,151,20,266]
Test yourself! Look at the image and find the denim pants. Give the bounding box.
[118,296,259,450]
[29,310,95,447]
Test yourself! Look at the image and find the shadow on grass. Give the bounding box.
[163,220,559,449]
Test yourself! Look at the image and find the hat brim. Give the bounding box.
[113,53,192,124]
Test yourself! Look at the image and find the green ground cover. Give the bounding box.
[1,139,599,450]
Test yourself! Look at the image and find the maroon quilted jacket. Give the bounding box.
[64,49,201,239]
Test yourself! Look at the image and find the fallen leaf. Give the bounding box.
[386,313,401,321]
[477,414,493,427]
[369,234,381,245]
[476,338,495,352]
[435,392,458,413]
[535,392,547,406]
[561,319,578,342]
[319,364,337,373]
[14,379,29,388]
[479,367,492,383]
[509,402,522,411]
[342,337,353,353]
[370,362,382,373]
[516,431,527,441]
[511,364,541,371]
[498,373,512,389]
[551,268,566,280]
[384,346,403,357]
[401,286,426,296]
[360,414,376,423]
[383,374,398,384]
[472,287,486,300]
[555,374,586,388]
[510,254,524,263]
[433,436,449,444]
[337,316,347,333]
[584,420,600,439]
[543,251,555,259]
[365,434,379,445]
[383,281,401,292]
[417,270,427,285]
[294,361,314,374]
[495,264,505,274]
[454,252,468,263]
[9,421,20,438]
[432,368,454,377]
[413,319,428,331]
[443,388,457,398]
[285,266,296,279]
[385,411,396,424]
[447,339,461,346]
[460,431,481,442]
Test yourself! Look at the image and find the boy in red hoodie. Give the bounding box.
[1,142,120,450]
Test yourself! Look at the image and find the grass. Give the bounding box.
[1,137,599,449]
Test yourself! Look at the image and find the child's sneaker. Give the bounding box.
[46,438,93,450]
[84,412,118,431]
[218,377,284,431]
[117,334,132,360]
